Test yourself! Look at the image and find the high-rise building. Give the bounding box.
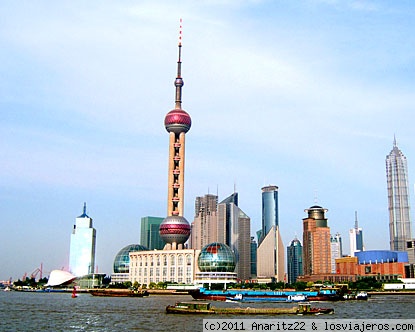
[260,185,279,243]
[69,203,96,277]
[250,237,257,278]
[330,233,342,274]
[257,185,285,281]
[190,194,218,249]
[386,137,413,251]
[217,192,251,280]
[140,216,165,250]
[302,205,331,276]
[287,237,303,284]
[349,211,364,257]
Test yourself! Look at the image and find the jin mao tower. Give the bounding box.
[386,137,412,251]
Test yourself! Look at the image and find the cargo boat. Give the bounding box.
[226,293,307,303]
[166,301,334,315]
[89,289,149,297]
[189,287,344,302]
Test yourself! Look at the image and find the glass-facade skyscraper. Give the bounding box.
[69,203,96,277]
[217,192,251,281]
[260,185,279,244]
[386,138,412,251]
[287,237,302,284]
[257,185,285,281]
[140,216,165,250]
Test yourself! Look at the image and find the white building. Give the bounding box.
[69,203,96,277]
[129,249,199,286]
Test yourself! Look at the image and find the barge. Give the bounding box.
[189,287,344,302]
[89,289,149,297]
[166,301,334,315]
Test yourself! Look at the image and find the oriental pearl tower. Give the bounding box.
[159,20,191,250]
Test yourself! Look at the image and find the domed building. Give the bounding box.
[111,244,148,284]
[198,243,236,272]
[195,243,237,288]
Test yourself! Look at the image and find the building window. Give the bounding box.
[186,255,192,265]
[178,255,183,265]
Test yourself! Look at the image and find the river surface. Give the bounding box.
[0,292,414,331]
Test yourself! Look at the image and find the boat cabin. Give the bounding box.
[174,302,211,310]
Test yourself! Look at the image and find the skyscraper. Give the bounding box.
[217,192,251,280]
[190,194,218,249]
[260,185,279,243]
[250,237,257,278]
[158,19,192,251]
[330,233,342,274]
[386,137,412,251]
[302,205,331,276]
[287,237,303,284]
[257,185,285,281]
[140,216,165,250]
[69,203,96,277]
[349,211,364,256]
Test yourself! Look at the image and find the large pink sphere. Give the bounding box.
[164,109,191,134]
[159,216,191,244]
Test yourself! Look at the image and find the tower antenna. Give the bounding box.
[175,18,183,109]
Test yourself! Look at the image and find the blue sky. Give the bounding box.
[1,0,414,281]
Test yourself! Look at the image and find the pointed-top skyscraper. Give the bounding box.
[159,19,192,250]
[386,137,412,251]
[69,203,96,276]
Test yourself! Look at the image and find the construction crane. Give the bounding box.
[30,263,43,280]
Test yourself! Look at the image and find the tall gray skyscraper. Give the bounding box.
[349,211,364,256]
[217,192,251,281]
[69,203,96,277]
[190,194,218,249]
[257,185,285,282]
[386,137,412,251]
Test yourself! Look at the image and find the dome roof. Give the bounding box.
[309,205,323,209]
[164,109,191,134]
[113,244,148,273]
[198,242,236,273]
[159,216,190,245]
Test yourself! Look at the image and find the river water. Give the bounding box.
[0,292,414,331]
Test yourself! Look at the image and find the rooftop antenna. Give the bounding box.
[393,134,397,147]
[83,202,87,215]
[354,211,359,230]
[313,189,318,204]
